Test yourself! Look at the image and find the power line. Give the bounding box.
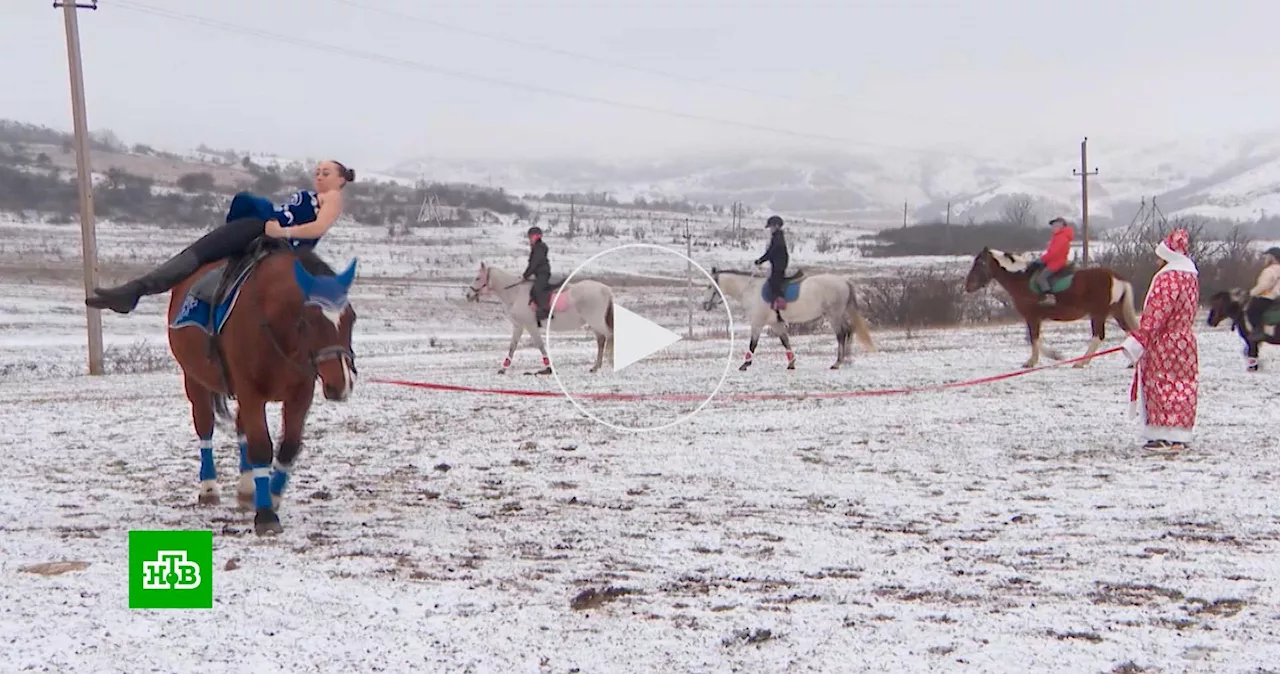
[322,0,958,128]
[111,0,959,156]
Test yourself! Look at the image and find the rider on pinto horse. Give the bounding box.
[1026,216,1074,307]
[522,225,552,326]
[1246,246,1280,340]
[755,215,790,311]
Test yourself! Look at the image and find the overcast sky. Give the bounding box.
[5,0,1280,169]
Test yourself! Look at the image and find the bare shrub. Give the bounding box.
[1095,216,1262,302]
[858,267,968,335]
[814,231,834,253]
[104,339,171,374]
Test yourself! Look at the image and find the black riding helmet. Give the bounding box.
[527,226,543,237]
[766,215,784,229]
[1264,246,1280,260]
[1048,217,1068,227]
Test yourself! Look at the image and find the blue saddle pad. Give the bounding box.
[762,279,802,303]
[169,263,255,335]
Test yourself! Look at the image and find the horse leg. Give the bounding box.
[498,323,522,374]
[1075,313,1106,368]
[184,376,220,506]
[235,415,253,510]
[238,396,282,536]
[771,319,796,370]
[527,326,553,375]
[1024,319,1043,369]
[831,319,851,370]
[739,319,764,371]
[270,389,313,511]
[591,332,607,373]
[1246,332,1261,371]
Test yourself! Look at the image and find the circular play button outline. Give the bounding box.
[544,242,736,433]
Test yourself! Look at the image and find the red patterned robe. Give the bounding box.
[1121,262,1200,443]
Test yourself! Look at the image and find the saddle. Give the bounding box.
[185,238,335,397]
[542,275,567,292]
[1034,263,1076,295]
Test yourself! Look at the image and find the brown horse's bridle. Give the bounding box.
[258,301,356,381]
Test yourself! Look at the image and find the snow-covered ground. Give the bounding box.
[2,217,1279,673]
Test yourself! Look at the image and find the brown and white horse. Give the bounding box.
[965,248,1139,368]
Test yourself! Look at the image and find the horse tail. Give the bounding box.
[844,277,876,352]
[1118,278,1140,332]
[211,392,234,429]
[605,298,614,332]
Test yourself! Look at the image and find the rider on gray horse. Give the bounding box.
[522,226,552,326]
[755,215,790,310]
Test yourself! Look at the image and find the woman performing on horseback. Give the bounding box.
[85,159,355,314]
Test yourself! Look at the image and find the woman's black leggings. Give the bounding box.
[185,217,268,265]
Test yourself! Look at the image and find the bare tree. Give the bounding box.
[1001,195,1037,228]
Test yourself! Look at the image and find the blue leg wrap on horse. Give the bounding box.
[250,464,272,509]
[237,434,250,473]
[269,459,291,497]
[198,437,216,482]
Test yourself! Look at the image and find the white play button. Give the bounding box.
[610,302,683,372]
[544,243,736,433]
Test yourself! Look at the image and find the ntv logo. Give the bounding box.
[142,551,202,590]
[128,530,213,609]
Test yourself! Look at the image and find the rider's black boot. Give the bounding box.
[86,250,202,314]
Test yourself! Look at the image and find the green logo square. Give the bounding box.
[128,530,213,609]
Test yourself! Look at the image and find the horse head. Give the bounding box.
[466,262,490,302]
[292,258,358,401]
[702,266,725,311]
[964,248,995,292]
[1206,288,1245,328]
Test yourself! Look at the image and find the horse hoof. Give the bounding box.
[535,367,553,375]
[738,362,751,371]
[497,369,507,375]
[786,363,796,370]
[829,364,840,370]
[198,491,221,506]
[254,508,283,536]
[1072,362,1087,369]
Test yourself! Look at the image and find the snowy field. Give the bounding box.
[3,217,1280,673]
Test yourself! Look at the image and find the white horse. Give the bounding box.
[466,262,614,375]
[704,267,875,370]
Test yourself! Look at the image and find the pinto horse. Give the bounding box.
[1207,288,1280,371]
[167,240,357,536]
[965,248,1139,368]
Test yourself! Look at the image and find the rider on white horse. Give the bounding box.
[522,226,552,327]
[756,215,790,317]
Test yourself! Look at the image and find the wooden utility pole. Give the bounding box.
[902,200,908,228]
[57,0,103,375]
[684,218,693,338]
[1072,137,1099,266]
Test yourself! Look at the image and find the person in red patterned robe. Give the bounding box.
[1120,229,1200,450]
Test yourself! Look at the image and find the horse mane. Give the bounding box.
[713,269,758,277]
[986,249,1036,274]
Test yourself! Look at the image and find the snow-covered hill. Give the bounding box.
[386,132,1280,229]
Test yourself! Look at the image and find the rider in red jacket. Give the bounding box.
[1031,217,1074,305]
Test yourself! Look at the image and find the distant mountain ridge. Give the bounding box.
[387,133,1280,229]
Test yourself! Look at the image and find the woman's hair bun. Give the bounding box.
[345,167,356,182]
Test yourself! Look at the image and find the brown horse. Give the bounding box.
[167,240,358,536]
[964,247,1139,368]
[1207,288,1280,371]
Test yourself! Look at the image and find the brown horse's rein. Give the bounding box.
[257,305,355,381]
